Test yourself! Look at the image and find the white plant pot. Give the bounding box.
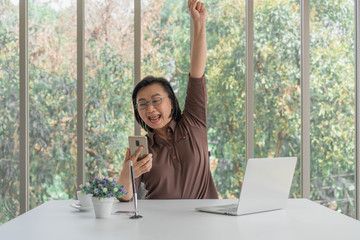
[92,197,114,219]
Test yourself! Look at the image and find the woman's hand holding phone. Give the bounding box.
[117,140,152,201]
[125,146,152,178]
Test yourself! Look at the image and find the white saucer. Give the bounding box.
[70,202,93,212]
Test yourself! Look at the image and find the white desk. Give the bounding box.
[0,199,359,240]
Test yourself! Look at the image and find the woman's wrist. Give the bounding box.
[192,21,206,34]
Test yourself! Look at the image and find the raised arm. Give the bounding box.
[188,0,207,78]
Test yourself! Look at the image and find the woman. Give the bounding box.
[118,0,218,200]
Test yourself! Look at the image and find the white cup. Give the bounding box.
[77,191,93,208]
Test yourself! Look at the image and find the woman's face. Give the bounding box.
[136,83,173,132]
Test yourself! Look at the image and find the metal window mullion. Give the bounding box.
[77,0,85,188]
[134,0,141,135]
[19,0,29,214]
[355,0,360,220]
[245,0,254,159]
[301,0,311,199]
[245,0,254,160]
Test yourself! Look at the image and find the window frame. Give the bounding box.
[17,0,360,220]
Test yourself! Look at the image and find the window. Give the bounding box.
[206,0,246,199]
[28,0,77,208]
[0,0,359,225]
[254,0,301,197]
[85,0,134,180]
[310,0,355,217]
[0,0,20,224]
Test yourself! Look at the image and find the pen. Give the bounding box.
[130,160,142,219]
[130,161,137,210]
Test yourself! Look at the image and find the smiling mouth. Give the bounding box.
[148,115,161,123]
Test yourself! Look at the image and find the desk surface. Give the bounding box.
[0,199,359,240]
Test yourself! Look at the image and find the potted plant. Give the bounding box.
[80,176,127,219]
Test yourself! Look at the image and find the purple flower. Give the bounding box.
[94,188,99,193]
[112,183,115,187]
[98,184,102,188]
[88,180,92,184]
[95,176,99,181]
[113,179,116,184]
[87,185,91,190]
[107,194,111,198]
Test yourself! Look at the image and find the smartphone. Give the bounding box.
[128,136,149,159]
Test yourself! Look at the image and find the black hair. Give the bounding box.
[132,76,181,132]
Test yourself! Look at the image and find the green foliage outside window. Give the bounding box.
[0,0,357,224]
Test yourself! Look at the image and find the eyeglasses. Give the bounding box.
[136,97,167,110]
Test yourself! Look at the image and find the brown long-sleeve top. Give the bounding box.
[136,75,218,199]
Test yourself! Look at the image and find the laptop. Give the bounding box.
[196,157,297,216]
